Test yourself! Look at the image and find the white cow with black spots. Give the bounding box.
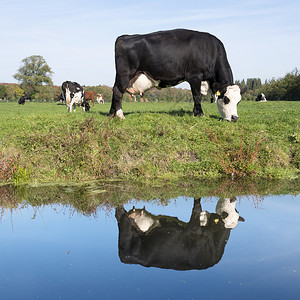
[61,81,89,112]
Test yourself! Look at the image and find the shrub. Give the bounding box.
[0,149,30,183]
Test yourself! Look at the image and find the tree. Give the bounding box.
[5,85,17,100]
[261,68,300,101]
[13,55,54,98]
[0,85,6,99]
[15,86,25,99]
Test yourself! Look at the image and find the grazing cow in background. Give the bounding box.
[256,93,267,102]
[129,94,137,102]
[61,81,87,112]
[85,90,95,106]
[96,94,104,104]
[18,95,25,105]
[55,94,65,103]
[115,197,244,270]
[110,29,242,121]
[82,100,90,112]
[18,93,31,105]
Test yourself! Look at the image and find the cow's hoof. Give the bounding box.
[116,109,125,119]
[194,113,205,117]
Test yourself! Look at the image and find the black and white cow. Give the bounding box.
[18,93,31,105]
[110,29,242,121]
[256,93,267,102]
[61,81,89,112]
[18,95,26,105]
[56,94,65,103]
[115,198,244,270]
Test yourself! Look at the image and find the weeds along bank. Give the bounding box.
[0,101,299,184]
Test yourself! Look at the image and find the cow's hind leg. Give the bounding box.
[189,77,204,117]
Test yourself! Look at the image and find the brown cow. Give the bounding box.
[97,94,104,104]
[85,90,95,106]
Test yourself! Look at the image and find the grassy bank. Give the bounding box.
[0,100,299,184]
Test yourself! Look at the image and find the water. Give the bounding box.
[0,185,299,299]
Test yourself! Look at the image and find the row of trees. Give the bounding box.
[0,84,24,100]
[258,68,300,101]
[236,69,300,101]
[236,78,263,91]
[0,82,113,102]
[0,55,56,101]
[1,55,299,102]
[0,83,59,101]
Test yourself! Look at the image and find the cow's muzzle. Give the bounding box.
[230,115,238,122]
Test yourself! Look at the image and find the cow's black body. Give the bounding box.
[110,29,234,117]
[115,199,231,270]
[18,93,31,105]
[18,96,25,105]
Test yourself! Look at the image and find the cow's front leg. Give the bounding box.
[110,85,125,119]
[189,77,204,117]
[110,70,133,119]
[68,104,73,113]
[187,198,203,229]
[69,99,76,113]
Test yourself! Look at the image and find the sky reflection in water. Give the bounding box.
[0,194,300,300]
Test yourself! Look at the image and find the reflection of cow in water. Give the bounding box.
[115,198,244,271]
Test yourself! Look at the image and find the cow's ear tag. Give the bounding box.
[216,90,221,96]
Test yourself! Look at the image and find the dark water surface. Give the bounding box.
[0,186,300,299]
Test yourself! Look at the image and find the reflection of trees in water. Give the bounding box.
[0,201,115,221]
[0,179,297,218]
[207,179,268,209]
[0,185,20,219]
[0,184,115,219]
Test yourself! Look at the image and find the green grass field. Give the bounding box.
[0,100,299,184]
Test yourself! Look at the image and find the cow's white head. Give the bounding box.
[215,198,245,229]
[215,85,241,122]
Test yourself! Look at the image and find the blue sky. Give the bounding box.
[1,0,299,87]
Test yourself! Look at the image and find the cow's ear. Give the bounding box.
[212,82,228,95]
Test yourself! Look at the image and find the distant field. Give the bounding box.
[0,100,299,184]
